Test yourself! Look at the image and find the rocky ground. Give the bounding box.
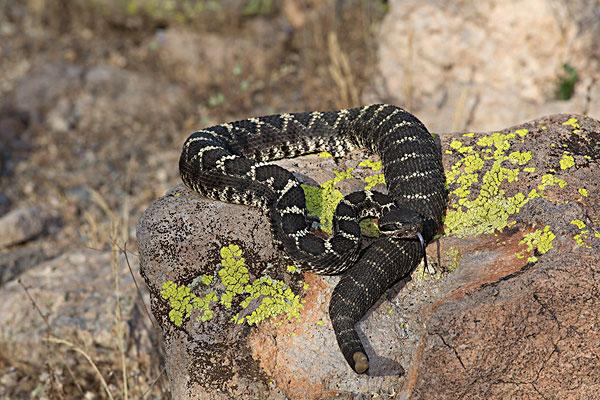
[0,0,598,399]
[0,1,387,398]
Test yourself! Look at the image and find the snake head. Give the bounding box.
[378,207,423,238]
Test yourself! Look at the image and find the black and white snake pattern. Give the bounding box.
[179,104,448,374]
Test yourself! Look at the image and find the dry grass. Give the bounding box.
[0,1,388,397]
[7,189,167,399]
[328,31,360,108]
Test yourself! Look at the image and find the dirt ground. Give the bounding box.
[0,1,389,398]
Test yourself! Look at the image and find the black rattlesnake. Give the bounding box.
[179,104,448,374]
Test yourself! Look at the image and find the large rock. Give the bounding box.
[137,114,599,399]
[377,0,600,133]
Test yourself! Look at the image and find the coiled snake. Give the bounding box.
[179,104,447,374]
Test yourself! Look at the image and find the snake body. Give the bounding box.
[179,104,447,373]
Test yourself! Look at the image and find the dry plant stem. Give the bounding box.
[328,31,359,107]
[18,279,51,329]
[141,366,167,400]
[90,187,129,399]
[18,279,109,399]
[45,337,115,400]
[112,238,129,400]
[122,242,157,330]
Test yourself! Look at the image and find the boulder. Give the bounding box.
[137,114,599,399]
[377,0,600,133]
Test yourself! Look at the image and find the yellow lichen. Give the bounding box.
[559,153,575,170]
[364,173,386,190]
[450,140,463,150]
[578,188,589,197]
[218,244,250,308]
[233,275,303,325]
[160,280,217,326]
[286,265,300,274]
[517,226,556,262]
[358,159,382,171]
[562,117,580,129]
[445,132,531,237]
[200,274,213,286]
[570,219,592,248]
[445,128,570,237]
[515,128,529,138]
[446,247,461,272]
[161,244,306,327]
[301,167,352,234]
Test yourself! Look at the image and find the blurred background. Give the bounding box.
[0,0,598,398]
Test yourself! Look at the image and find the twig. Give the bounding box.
[121,242,156,330]
[18,279,52,331]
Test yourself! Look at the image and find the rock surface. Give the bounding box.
[0,249,154,362]
[0,206,51,249]
[138,114,599,399]
[0,243,59,286]
[377,0,600,133]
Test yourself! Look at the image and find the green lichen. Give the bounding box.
[162,244,304,327]
[559,153,575,170]
[359,159,386,190]
[219,244,303,325]
[570,219,592,248]
[358,159,382,171]
[233,276,303,325]
[537,174,567,191]
[446,247,462,272]
[160,280,217,326]
[508,151,533,165]
[200,274,213,286]
[445,131,529,236]
[515,128,529,138]
[301,167,353,234]
[517,226,556,262]
[562,117,580,130]
[444,128,570,237]
[286,265,300,274]
[218,244,250,308]
[302,159,387,233]
[364,173,386,190]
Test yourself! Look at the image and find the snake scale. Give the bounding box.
[179,104,447,374]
